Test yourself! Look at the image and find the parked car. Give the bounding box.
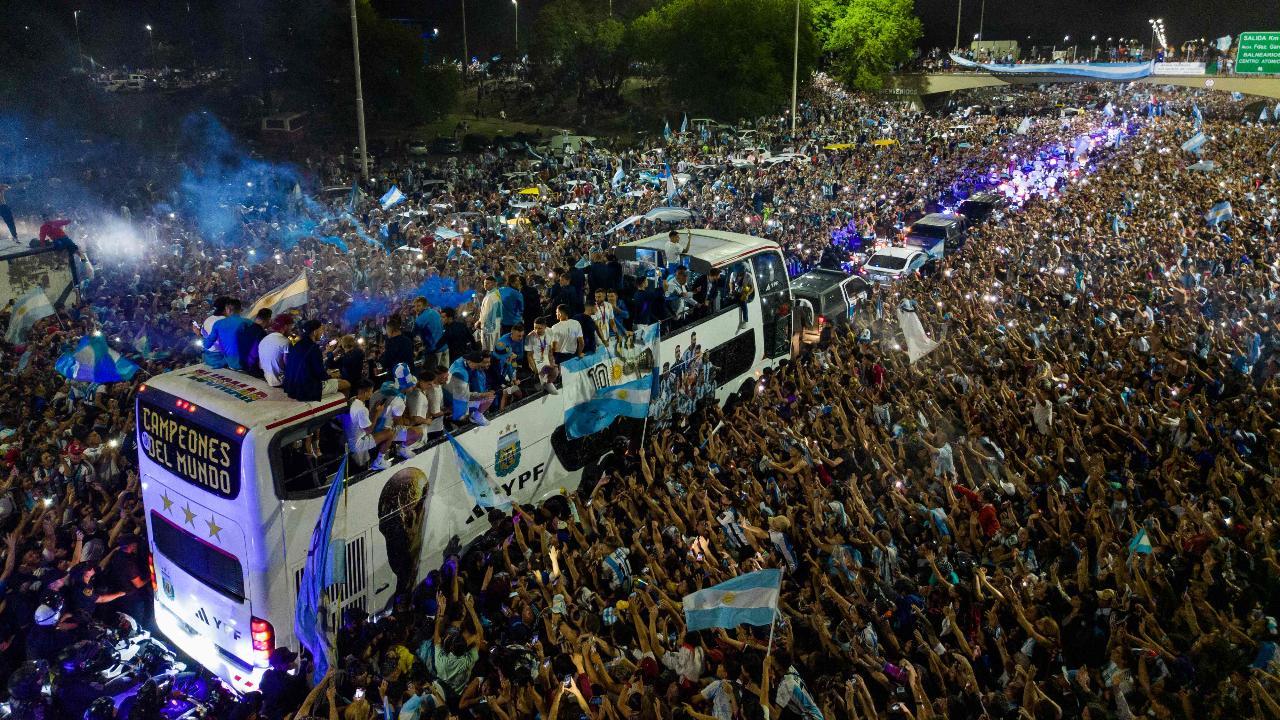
[430,137,461,155]
[860,247,930,284]
[790,269,871,342]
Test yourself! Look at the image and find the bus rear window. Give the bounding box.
[151,511,245,601]
[909,224,949,240]
[138,398,242,500]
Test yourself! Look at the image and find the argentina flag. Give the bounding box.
[1205,201,1233,226]
[380,185,406,209]
[564,371,657,439]
[55,335,140,383]
[683,568,782,631]
[446,432,511,510]
[295,455,349,682]
[1180,132,1207,155]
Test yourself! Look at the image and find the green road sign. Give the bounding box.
[1236,32,1280,75]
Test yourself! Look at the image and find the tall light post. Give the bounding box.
[348,0,369,181]
[954,0,962,50]
[512,0,519,58]
[1148,19,1156,59]
[977,0,985,43]
[73,10,84,71]
[789,0,799,136]
[460,0,469,79]
[144,24,154,66]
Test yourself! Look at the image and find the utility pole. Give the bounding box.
[461,0,469,79]
[954,0,962,50]
[977,0,985,42]
[789,0,800,136]
[349,0,369,181]
[73,11,84,72]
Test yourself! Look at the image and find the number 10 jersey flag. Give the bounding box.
[682,568,781,631]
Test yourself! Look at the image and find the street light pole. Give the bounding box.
[512,0,519,58]
[460,0,469,78]
[348,0,369,181]
[789,0,799,136]
[145,24,154,66]
[977,0,984,42]
[954,0,962,50]
[73,11,83,72]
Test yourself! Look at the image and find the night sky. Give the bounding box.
[11,0,1274,68]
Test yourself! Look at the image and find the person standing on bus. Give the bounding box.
[284,320,348,401]
[258,314,294,387]
[498,275,524,335]
[662,229,692,275]
[208,298,255,371]
[447,352,495,426]
[549,305,584,364]
[526,317,559,395]
[380,315,414,380]
[439,308,474,366]
[478,276,504,352]
[0,183,17,243]
[237,308,272,378]
[412,296,445,369]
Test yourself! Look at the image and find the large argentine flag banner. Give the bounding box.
[683,568,782,631]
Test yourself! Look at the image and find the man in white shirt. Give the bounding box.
[526,317,559,394]
[662,229,691,274]
[548,305,584,364]
[406,366,448,443]
[257,315,294,387]
[477,275,503,351]
[592,289,621,341]
[665,267,695,320]
[343,380,386,470]
[200,296,233,367]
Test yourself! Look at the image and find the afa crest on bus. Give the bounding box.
[494,427,521,477]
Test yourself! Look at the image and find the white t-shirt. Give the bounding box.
[595,302,615,338]
[407,386,445,433]
[202,314,225,352]
[527,330,552,370]
[258,332,291,387]
[662,238,684,265]
[343,398,375,453]
[548,319,583,356]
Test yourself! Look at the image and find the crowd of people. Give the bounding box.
[0,69,1277,720]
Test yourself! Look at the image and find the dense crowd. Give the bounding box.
[0,72,1278,720]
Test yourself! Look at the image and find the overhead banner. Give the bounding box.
[1237,32,1280,74]
[949,53,1153,81]
[1152,62,1206,76]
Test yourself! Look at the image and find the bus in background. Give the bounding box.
[136,230,797,692]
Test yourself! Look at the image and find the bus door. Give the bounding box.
[749,250,793,359]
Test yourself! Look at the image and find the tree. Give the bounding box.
[811,0,921,90]
[633,0,817,121]
[532,0,632,105]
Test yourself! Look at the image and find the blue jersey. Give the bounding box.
[498,286,524,327]
[415,308,444,350]
[492,333,525,379]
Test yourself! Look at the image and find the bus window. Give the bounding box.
[706,330,755,384]
[152,510,245,601]
[272,413,349,499]
[750,251,788,296]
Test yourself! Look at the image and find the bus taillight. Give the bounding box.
[251,617,275,667]
[148,554,157,592]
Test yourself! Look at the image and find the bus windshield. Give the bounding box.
[138,395,244,500]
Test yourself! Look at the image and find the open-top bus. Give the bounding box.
[136,229,794,691]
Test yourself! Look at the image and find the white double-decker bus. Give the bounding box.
[136,230,794,691]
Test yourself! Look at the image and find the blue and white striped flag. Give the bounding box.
[1263,106,1272,123]
[295,454,348,682]
[680,113,688,134]
[664,163,677,202]
[5,287,55,344]
[1180,132,1207,155]
[1205,201,1233,226]
[54,335,139,383]
[1191,103,1203,129]
[380,185,406,209]
[1128,527,1152,555]
[683,568,782,631]
[446,432,511,510]
[348,181,362,211]
[1232,91,1244,101]
[611,164,624,189]
[564,371,656,439]
[1103,102,1115,118]
[663,119,671,140]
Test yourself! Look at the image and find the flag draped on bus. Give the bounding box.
[446,432,511,510]
[247,270,308,319]
[561,324,659,439]
[295,455,348,681]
